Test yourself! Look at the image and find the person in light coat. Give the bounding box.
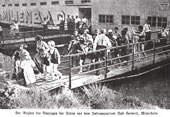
[18,45,36,86]
[93,29,112,75]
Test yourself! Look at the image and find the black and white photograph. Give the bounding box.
[0,0,170,116]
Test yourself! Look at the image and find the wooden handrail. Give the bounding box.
[98,62,170,84]
[72,61,105,70]
[69,56,72,89]
[69,43,170,77]
[0,28,62,42]
[66,33,170,89]
[104,49,108,79]
[66,38,164,58]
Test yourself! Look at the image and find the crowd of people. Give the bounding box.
[68,20,170,75]
[12,35,62,86]
[11,19,169,85]
[60,15,89,34]
[6,15,89,39]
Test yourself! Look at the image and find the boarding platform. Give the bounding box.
[1,30,170,93]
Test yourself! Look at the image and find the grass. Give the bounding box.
[0,83,158,109]
[0,53,13,72]
[79,84,157,109]
[11,88,87,109]
[0,53,165,109]
[0,52,164,109]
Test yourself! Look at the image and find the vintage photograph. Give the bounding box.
[0,0,170,111]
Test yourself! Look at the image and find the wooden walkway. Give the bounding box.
[1,30,170,93]
[1,33,70,45]
[12,51,169,93]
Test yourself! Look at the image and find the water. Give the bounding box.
[107,65,170,109]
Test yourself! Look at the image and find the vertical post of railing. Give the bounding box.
[132,43,135,71]
[69,55,72,89]
[169,29,170,53]
[104,48,108,79]
[2,30,4,45]
[42,29,45,40]
[153,40,156,64]
[24,32,26,43]
[33,27,35,36]
[169,28,170,40]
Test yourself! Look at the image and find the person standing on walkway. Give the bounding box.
[59,16,65,34]
[10,23,17,39]
[133,26,147,60]
[68,30,81,53]
[67,15,72,34]
[14,20,19,32]
[75,16,81,31]
[159,25,169,53]
[13,20,20,38]
[113,27,121,40]
[35,35,50,74]
[82,17,88,29]
[143,20,151,49]
[93,29,112,75]
[42,17,49,36]
[70,16,75,34]
[78,29,93,73]
[119,29,130,63]
[81,29,93,44]
[12,47,21,80]
[107,29,120,65]
[131,27,140,60]
[48,40,62,79]
[18,44,36,86]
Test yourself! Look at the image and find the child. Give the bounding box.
[48,40,62,79]
[12,48,21,80]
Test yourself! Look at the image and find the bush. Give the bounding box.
[0,83,158,109]
[81,84,157,109]
[13,88,87,109]
[0,83,15,109]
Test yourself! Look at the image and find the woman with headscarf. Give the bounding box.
[18,44,36,86]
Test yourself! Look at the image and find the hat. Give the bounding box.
[108,29,113,33]
[84,29,89,33]
[48,40,55,47]
[19,44,28,49]
[35,35,43,41]
[101,29,107,34]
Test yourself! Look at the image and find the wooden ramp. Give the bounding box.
[23,52,170,93]
[3,33,170,93]
[1,34,70,45]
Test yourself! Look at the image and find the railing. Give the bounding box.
[0,28,67,44]
[62,30,170,89]
[1,27,168,89]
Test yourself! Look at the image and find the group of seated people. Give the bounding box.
[12,35,62,86]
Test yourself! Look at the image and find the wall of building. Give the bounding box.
[0,0,170,32]
[91,0,170,32]
[0,0,79,27]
